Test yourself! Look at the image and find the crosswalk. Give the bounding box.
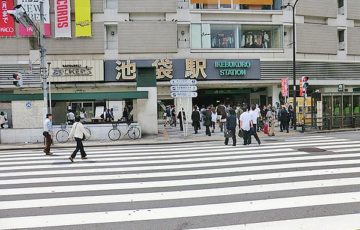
[0,135,359,229]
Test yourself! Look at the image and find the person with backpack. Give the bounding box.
[68,116,91,163]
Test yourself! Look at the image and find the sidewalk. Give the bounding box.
[0,124,303,151]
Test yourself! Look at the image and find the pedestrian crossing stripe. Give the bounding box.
[0,135,359,230]
[1,192,359,229]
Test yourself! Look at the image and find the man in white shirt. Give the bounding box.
[43,114,53,155]
[249,105,261,145]
[255,104,261,131]
[240,106,252,146]
[67,110,75,125]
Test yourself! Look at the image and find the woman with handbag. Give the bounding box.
[68,116,91,163]
[225,109,237,146]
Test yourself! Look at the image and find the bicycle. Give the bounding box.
[56,123,91,143]
[108,122,141,141]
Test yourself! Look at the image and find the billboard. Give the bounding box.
[0,0,15,37]
[18,0,51,37]
[55,0,71,38]
[75,0,91,37]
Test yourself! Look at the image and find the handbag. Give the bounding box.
[238,129,244,138]
[224,129,232,138]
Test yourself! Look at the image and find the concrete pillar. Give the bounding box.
[174,97,193,121]
[136,87,158,135]
[268,85,281,106]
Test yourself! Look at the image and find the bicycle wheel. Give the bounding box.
[84,127,91,140]
[56,130,69,143]
[128,127,141,140]
[108,129,121,141]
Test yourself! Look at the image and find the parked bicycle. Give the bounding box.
[108,122,141,141]
[56,123,91,143]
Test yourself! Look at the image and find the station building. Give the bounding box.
[1,0,360,137]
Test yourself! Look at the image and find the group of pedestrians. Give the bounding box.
[42,113,90,163]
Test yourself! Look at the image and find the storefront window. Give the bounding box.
[240,25,282,49]
[210,24,236,48]
[191,24,283,49]
[191,0,282,10]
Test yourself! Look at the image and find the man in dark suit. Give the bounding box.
[191,106,201,134]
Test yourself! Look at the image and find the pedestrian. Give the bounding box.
[79,108,87,122]
[240,106,252,145]
[122,107,129,122]
[217,103,227,132]
[191,106,200,134]
[255,104,261,131]
[249,105,261,145]
[280,106,290,133]
[211,107,217,133]
[43,113,53,155]
[164,106,171,127]
[177,108,186,131]
[203,107,212,136]
[225,109,237,146]
[68,116,91,163]
[171,106,176,127]
[66,110,75,125]
[268,107,276,136]
[289,105,295,128]
[0,112,6,128]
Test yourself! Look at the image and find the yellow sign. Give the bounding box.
[75,0,92,37]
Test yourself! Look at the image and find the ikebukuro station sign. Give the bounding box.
[104,59,260,82]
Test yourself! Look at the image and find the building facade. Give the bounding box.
[1,0,360,132]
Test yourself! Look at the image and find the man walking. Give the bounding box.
[191,106,200,134]
[43,114,53,155]
[203,107,212,136]
[240,106,252,145]
[177,108,186,131]
[225,109,237,146]
[250,105,261,145]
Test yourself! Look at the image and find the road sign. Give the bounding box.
[171,92,198,98]
[170,85,197,92]
[170,79,197,85]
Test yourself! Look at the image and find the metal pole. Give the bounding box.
[292,3,297,130]
[39,0,48,128]
[47,62,52,113]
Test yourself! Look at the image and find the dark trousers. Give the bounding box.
[212,121,216,131]
[225,128,236,146]
[0,124,4,128]
[71,138,87,158]
[43,132,52,154]
[179,121,183,131]
[242,129,250,145]
[193,121,200,134]
[205,125,211,136]
[281,121,289,132]
[250,125,261,144]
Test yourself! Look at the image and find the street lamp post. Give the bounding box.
[8,1,48,129]
[282,0,299,130]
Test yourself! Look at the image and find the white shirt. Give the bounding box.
[69,122,90,139]
[255,107,261,117]
[249,110,258,124]
[0,115,5,125]
[211,112,217,122]
[240,111,252,131]
[67,112,75,121]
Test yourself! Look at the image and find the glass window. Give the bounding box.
[239,25,282,49]
[210,24,236,48]
[191,24,202,49]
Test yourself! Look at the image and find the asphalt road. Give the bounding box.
[0,133,359,230]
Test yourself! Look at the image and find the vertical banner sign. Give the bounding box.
[281,78,289,97]
[55,0,71,38]
[0,0,15,37]
[75,0,91,37]
[18,0,51,37]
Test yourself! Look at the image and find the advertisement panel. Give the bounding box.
[18,0,51,37]
[281,78,289,97]
[75,0,91,37]
[55,0,71,38]
[0,0,15,37]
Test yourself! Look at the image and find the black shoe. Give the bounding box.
[45,152,53,156]
[232,144,236,146]
[69,157,74,163]
[225,143,228,145]
[81,156,88,160]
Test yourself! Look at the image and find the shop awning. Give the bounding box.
[190,0,273,5]
[0,91,148,101]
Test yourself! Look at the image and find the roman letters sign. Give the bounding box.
[55,0,71,38]
[18,0,51,37]
[0,0,15,37]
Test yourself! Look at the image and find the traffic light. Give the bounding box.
[12,73,23,87]
[301,76,309,95]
